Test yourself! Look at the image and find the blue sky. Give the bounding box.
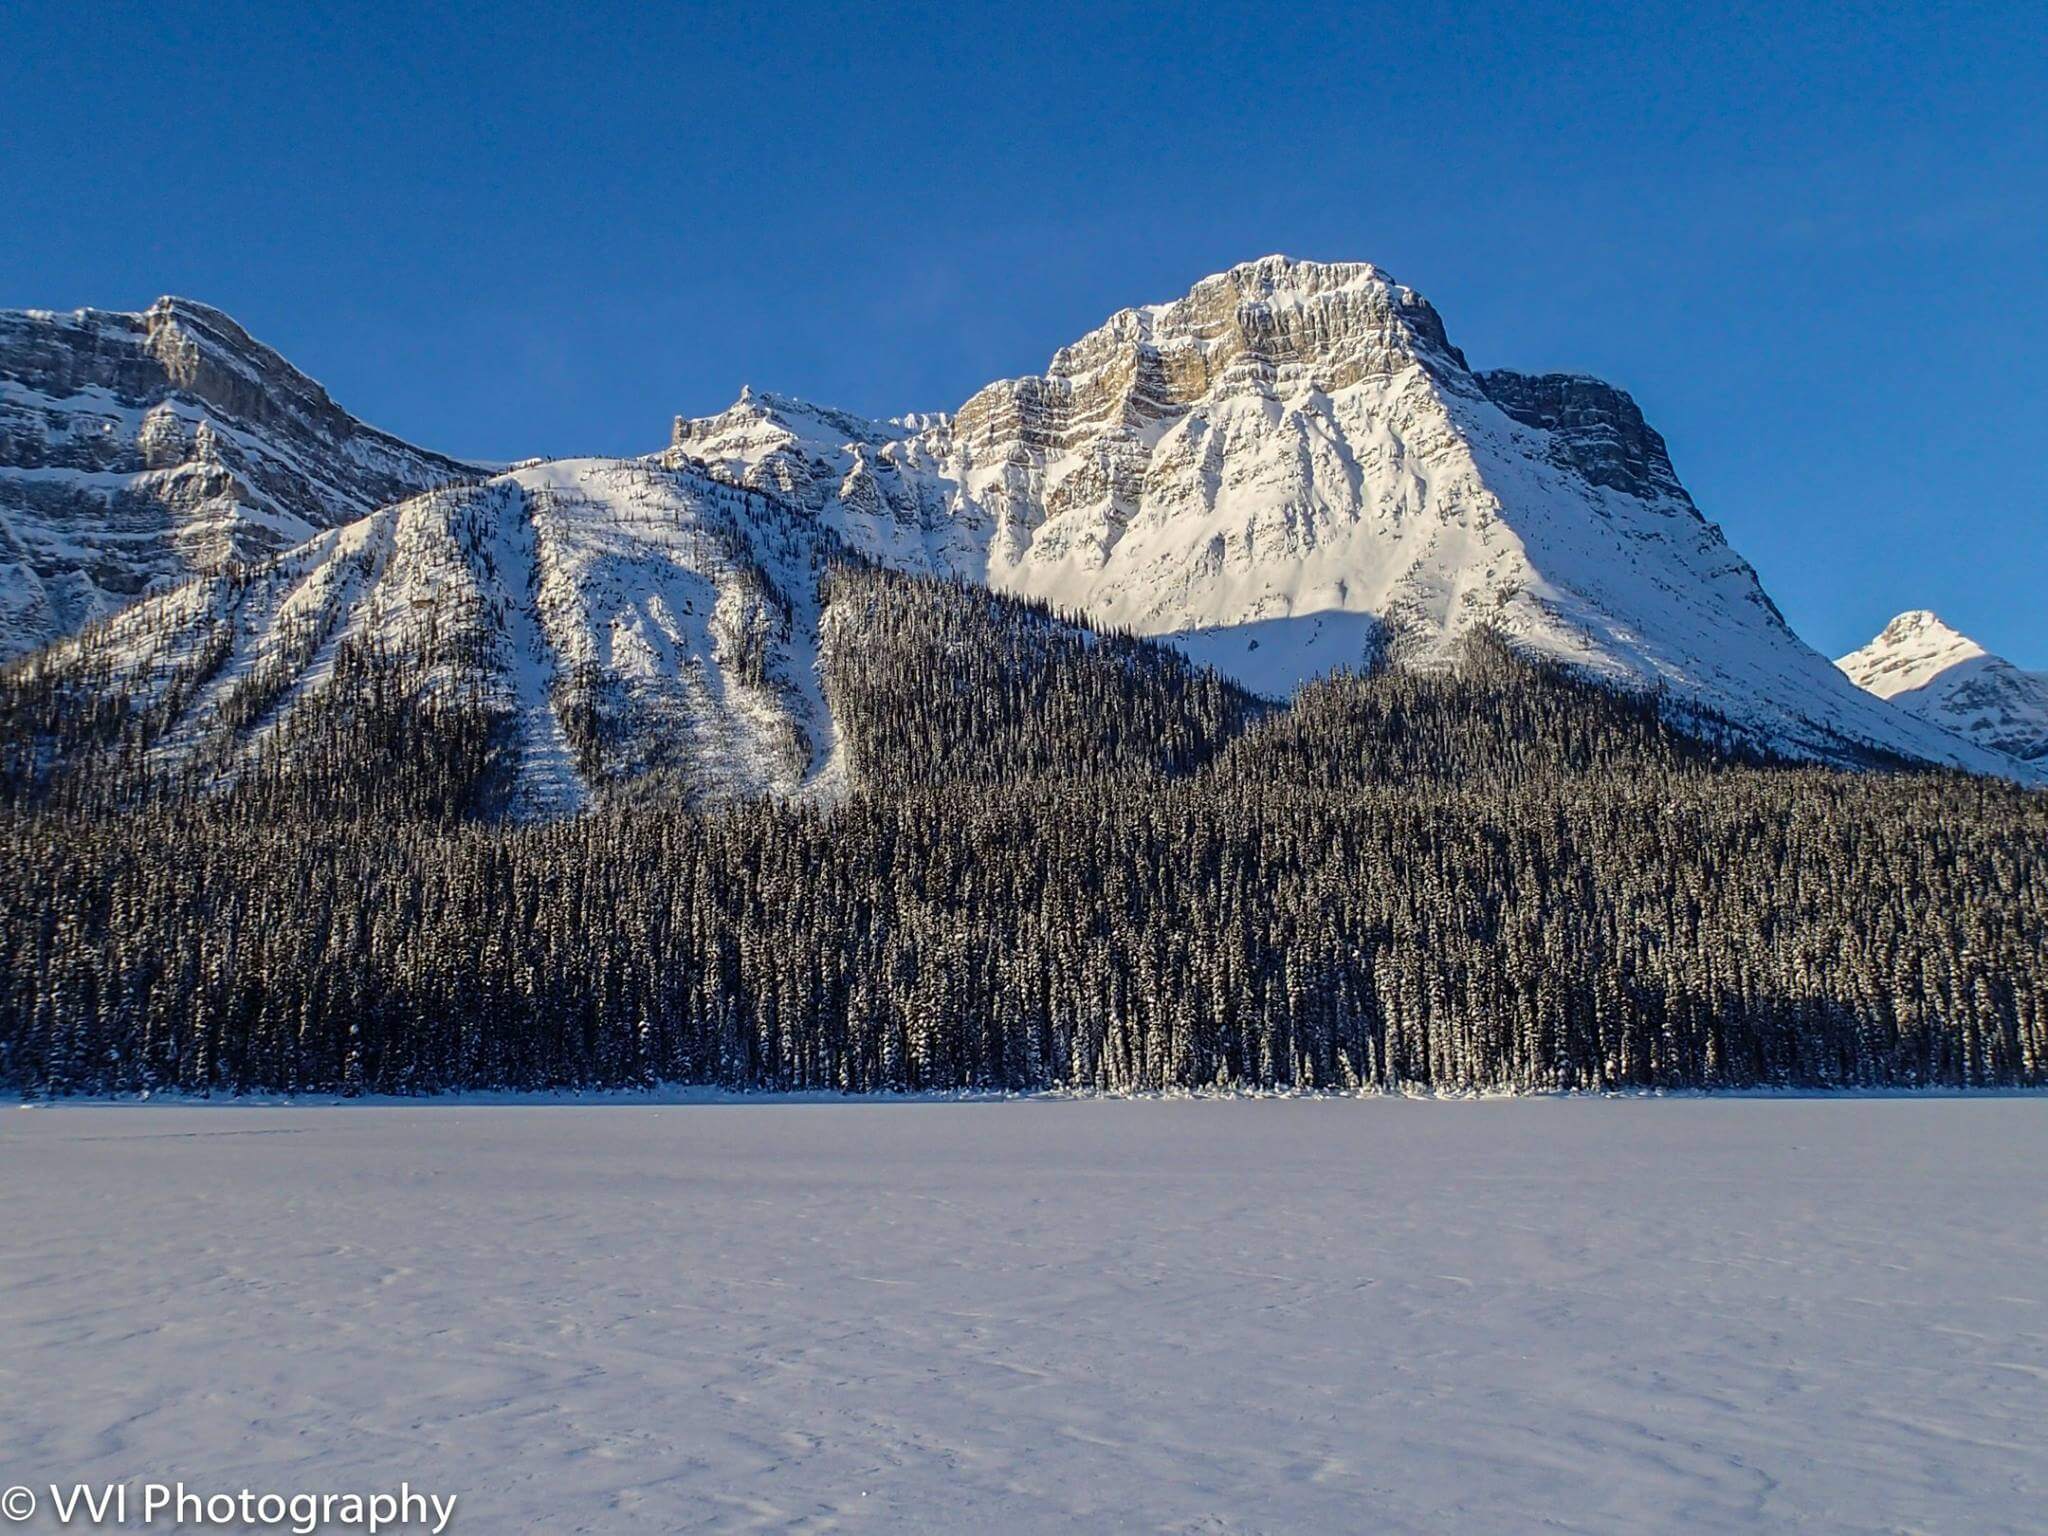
[4,0,2041,663]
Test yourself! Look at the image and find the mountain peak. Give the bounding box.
[0,295,474,661]
[1876,609,1974,647]
[1839,612,2046,769]
[673,388,904,457]
[1038,253,1464,387]
[1205,252,1398,294]
[147,293,233,321]
[1845,612,1988,687]
[667,258,2018,778]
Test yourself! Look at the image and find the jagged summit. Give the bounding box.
[1049,255,1462,370]
[1877,609,1971,649]
[1840,611,1992,696]
[1839,611,2048,768]
[675,387,907,455]
[0,295,475,661]
[1004,255,1470,446]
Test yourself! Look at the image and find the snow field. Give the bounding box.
[2,1097,2043,1533]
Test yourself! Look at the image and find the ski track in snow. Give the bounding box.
[3,1099,2044,1533]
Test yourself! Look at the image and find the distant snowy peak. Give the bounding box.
[669,387,908,515]
[0,296,475,661]
[1838,612,2048,767]
[678,386,909,462]
[1841,611,1989,692]
[670,254,2015,778]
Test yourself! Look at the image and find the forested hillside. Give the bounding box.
[2,567,2043,1096]
[821,569,1266,789]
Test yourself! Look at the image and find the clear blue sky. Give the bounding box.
[4,0,2042,664]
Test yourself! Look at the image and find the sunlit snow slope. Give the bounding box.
[672,256,2013,776]
[22,460,845,809]
[0,297,475,661]
[1839,611,2048,771]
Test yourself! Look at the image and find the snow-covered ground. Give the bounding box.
[3,1099,2043,1533]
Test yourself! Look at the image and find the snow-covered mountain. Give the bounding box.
[0,297,475,662]
[1838,611,2048,769]
[12,257,2033,811]
[17,459,847,810]
[672,255,2014,776]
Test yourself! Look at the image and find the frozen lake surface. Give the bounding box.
[3,1098,2044,1533]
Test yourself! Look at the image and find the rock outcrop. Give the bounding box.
[0,297,475,660]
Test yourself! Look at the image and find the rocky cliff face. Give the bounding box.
[669,256,2014,777]
[1838,611,2048,768]
[0,297,475,660]
[1472,370,1693,504]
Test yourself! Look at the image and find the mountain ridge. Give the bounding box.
[5,257,2035,804]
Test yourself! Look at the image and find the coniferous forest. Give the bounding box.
[2,568,2044,1097]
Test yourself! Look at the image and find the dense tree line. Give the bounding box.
[0,571,2043,1096]
[822,568,1266,788]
